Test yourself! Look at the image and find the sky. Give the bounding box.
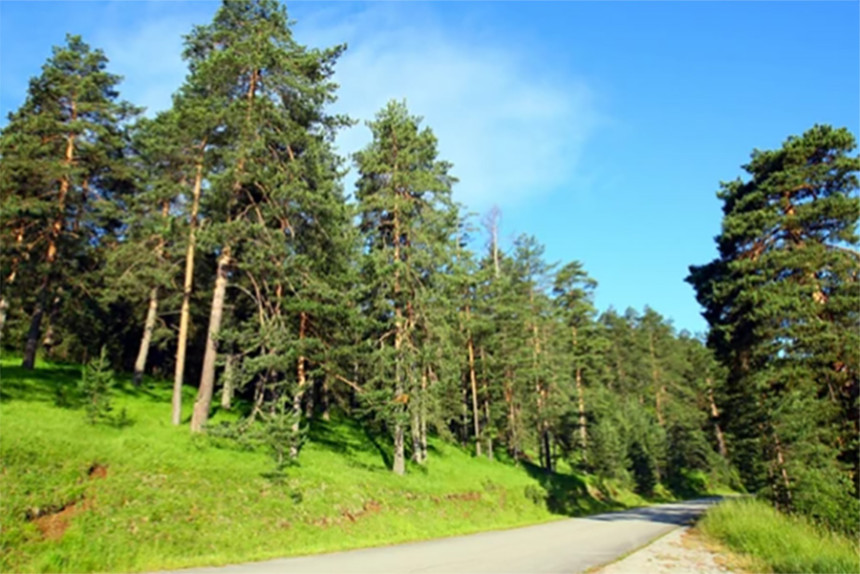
[2,1,858,335]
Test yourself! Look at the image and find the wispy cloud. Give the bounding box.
[93,3,218,117]
[94,2,604,210]
[296,4,605,209]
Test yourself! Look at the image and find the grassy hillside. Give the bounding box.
[0,356,656,573]
[700,498,860,574]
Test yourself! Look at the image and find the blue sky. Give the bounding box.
[2,1,858,334]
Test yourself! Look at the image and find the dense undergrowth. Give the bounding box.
[0,357,669,573]
[700,498,860,574]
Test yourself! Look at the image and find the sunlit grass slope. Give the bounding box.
[1,356,647,573]
[700,498,860,574]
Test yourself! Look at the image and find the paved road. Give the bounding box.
[170,498,721,574]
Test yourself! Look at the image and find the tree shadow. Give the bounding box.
[360,424,393,470]
[584,496,723,526]
[1,363,166,406]
[302,415,392,471]
[521,461,625,516]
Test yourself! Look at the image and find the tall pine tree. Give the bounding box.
[0,34,138,368]
[688,125,859,532]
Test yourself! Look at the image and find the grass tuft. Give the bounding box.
[700,498,860,574]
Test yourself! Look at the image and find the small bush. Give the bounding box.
[701,498,860,574]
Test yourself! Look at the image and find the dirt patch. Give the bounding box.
[27,461,107,541]
[30,499,90,541]
[340,499,383,523]
[363,500,381,514]
[586,483,607,502]
[88,463,108,480]
[446,491,481,502]
[313,516,333,528]
[432,492,482,505]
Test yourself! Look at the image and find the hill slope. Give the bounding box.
[1,358,652,573]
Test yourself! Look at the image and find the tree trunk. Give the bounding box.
[290,312,308,459]
[543,428,553,472]
[706,380,727,458]
[221,353,236,409]
[649,331,664,426]
[172,160,204,425]
[0,295,7,342]
[0,227,25,342]
[572,327,588,461]
[479,347,494,460]
[321,376,330,421]
[132,287,159,386]
[392,318,406,475]
[392,328,406,473]
[392,204,406,475]
[487,205,501,279]
[134,202,169,387]
[532,317,548,470]
[410,366,422,463]
[504,369,519,460]
[420,369,428,463]
[411,402,422,463]
[773,430,793,507]
[468,334,481,457]
[21,290,46,370]
[24,112,77,369]
[393,418,405,475]
[191,248,230,433]
[304,382,315,419]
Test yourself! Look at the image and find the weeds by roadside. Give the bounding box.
[700,498,859,574]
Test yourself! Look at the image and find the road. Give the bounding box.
[169,498,721,574]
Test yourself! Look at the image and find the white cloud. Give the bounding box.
[296,4,605,209]
[94,2,604,210]
[93,8,205,117]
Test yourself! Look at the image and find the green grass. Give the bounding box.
[0,356,654,573]
[700,498,860,574]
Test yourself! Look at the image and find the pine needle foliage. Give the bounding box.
[79,346,116,425]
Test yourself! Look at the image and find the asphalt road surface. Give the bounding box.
[169,498,721,574]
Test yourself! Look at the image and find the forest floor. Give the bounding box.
[1,356,689,573]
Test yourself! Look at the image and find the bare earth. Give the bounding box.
[165,498,722,574]
[597,526,735,574]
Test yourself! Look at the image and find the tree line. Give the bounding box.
[1,0,856,534]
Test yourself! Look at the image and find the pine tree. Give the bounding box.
[175,0,348,433]
[0,35,138,367]
[354,100,458,474]
[99,112,184,386]
[553,261,598,466]
[688,125,860,531]
[79,345,116,424]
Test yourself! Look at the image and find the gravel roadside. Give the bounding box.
[596,526,736,574]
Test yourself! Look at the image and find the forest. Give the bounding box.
[1,0,857,560]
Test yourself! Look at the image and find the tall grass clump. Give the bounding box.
[700,498,860,574]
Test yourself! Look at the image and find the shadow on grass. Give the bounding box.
[521,461,626,517]
[0,364,168,406]
[305,415,392,472]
